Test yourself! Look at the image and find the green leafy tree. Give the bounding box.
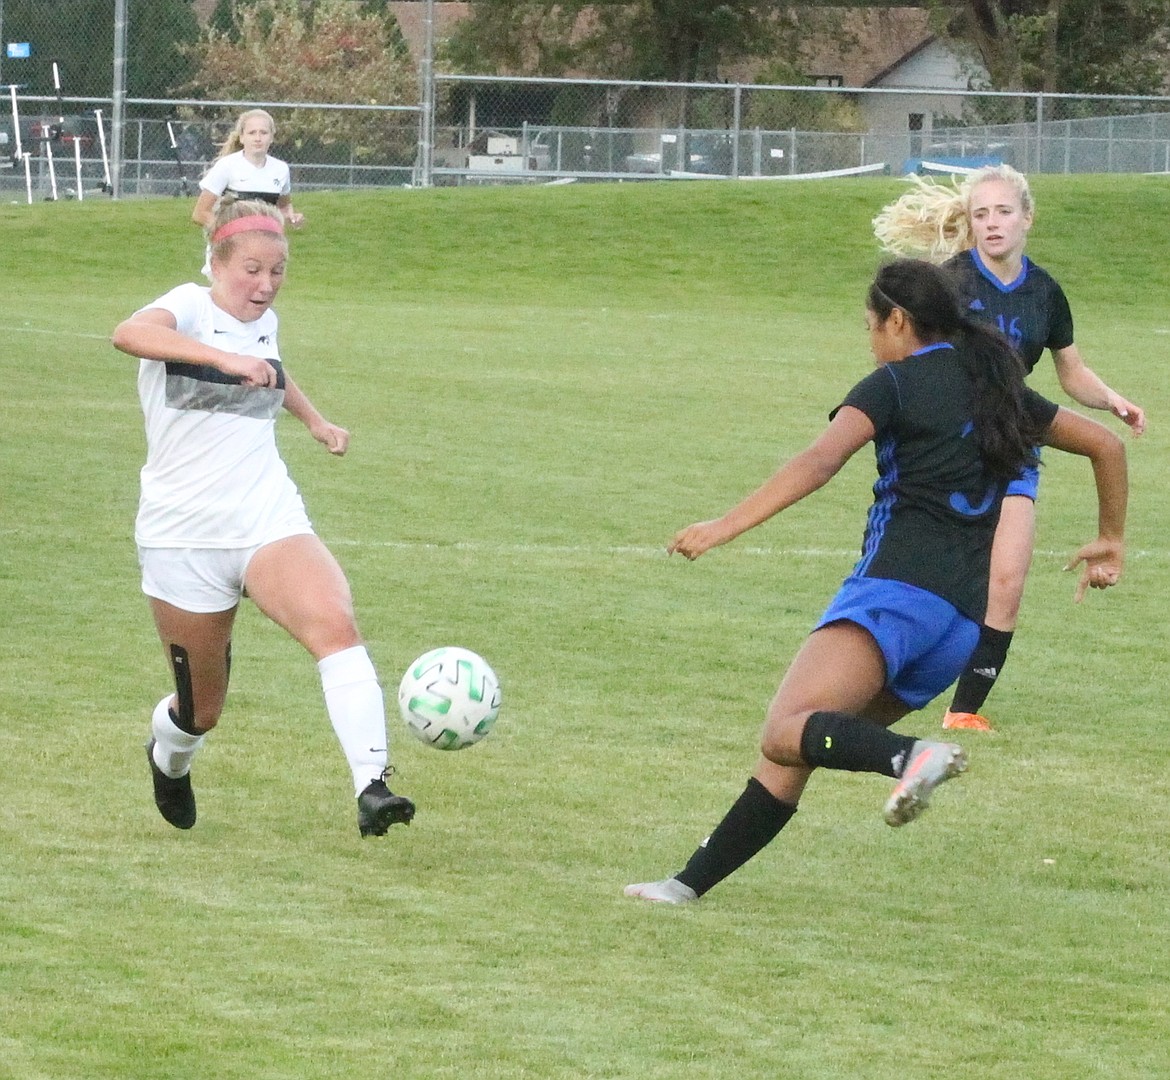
[935,0,1170,95]
[446,0,1170,96]
[188,0,418,161]
[444,2,580,76]
[446,1,782,82]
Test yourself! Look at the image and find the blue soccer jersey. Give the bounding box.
[944,249,1074,373]
[833,344,1059,621]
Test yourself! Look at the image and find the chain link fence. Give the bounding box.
[3,3,1170,200]
[431,75,1170,184]
[1,0,422,200]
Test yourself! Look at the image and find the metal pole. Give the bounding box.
[111,0,128,198]
[417,0,435,186]
[731,83,742,179]
[1034,93,1044,173]
[10,84,22,158]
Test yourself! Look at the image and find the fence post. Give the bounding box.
[416,0,435,186]
[1034,92,1044,173]
[110,0,128,198]
[731,84,742,178]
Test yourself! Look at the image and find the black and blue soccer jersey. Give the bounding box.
[944,249,1074,373]
[833,344,1059,621]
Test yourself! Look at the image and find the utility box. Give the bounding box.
[486,135,519,155]
[468,153,528,173]
[464,132,551,176]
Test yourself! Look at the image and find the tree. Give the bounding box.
[572,1,783,83]
[934,0,1170,95]
[188,0,418,162]
[444,2,580,76]
[446,1,783,82]
[447,0,1170,97]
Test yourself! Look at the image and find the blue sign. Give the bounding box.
[6,43,32,59]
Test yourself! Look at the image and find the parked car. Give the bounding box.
[625,134,733,176]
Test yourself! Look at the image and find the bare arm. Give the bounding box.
[282,372,348,456]
[668,405,876,560]
[1052,344,1145,435]
[111,308,277,388]
[1042,405,1128,601]
[276,193,304,228]
[191,189,217,227]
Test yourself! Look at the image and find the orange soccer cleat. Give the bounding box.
[942,710,994,732]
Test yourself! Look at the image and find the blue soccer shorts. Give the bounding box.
[813,576,980,709]
[1005,448,1042,500]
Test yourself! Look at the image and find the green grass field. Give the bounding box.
[2,176,1168,1079]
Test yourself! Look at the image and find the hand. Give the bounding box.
[1064,538,1124,602]
[668,519,730,561]
[1107,392,1145,436]
[286,211,305,229]
[312,421,349,456]
[219,354,279,388]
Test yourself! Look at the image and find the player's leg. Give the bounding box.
[944,494,1036,731]
[244,534,414,836]
[627,622,894,904]
[770,621,968,829]
[625,597,974,903]
[146,599,237,829]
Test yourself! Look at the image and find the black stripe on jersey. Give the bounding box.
[224,188,281,204]
[166,358,285,390]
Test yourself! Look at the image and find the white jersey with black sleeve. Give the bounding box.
[134,283,311,549]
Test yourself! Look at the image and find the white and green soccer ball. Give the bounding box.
[397,646,502,751]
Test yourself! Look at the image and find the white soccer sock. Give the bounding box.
[150,695,204,778]
[318,645,389,796]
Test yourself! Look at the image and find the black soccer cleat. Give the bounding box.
[145,739,197,830]
[357,777,415,838]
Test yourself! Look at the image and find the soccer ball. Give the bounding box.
[397,646,502,751]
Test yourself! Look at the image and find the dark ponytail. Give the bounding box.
[868,259,1044,479]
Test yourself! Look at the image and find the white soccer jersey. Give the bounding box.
[199,150,291,206]
[134,283,310,548]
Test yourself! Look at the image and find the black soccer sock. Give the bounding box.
[948,626,1014,715]
[799,710,916,779]
[675,778,797,898]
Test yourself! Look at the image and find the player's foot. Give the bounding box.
[884,740,968,827]
[943,710,994,731]
[145,739,196,830]
[623,878,698,904]
[357,776,415,837]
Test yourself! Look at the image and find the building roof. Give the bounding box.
[724,7,936,89]
[388,2,471,60]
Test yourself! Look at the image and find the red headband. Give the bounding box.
[211,215,285,245]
